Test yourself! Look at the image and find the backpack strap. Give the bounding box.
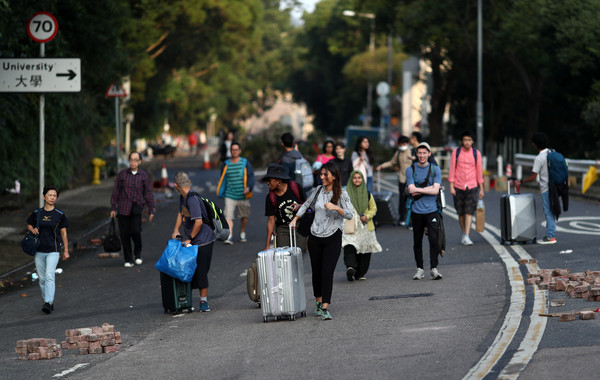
[288,180,303,202]
[268,190,277,208]
[412,163,433,187]
[455,147,478,170]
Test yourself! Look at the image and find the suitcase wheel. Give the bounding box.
[188,307,194,313]
[301,311,307,317]
[263,317,268,323]
[290,315,296,321]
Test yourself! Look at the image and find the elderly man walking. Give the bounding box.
[110,152,155,267]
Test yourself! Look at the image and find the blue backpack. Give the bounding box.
[547,149,568,185]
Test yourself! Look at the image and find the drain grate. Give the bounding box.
[369,293,433,301]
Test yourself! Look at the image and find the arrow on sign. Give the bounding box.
[56,70,77,80]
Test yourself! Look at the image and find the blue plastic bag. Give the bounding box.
[155,239,198,282]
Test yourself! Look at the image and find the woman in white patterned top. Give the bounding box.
[290,161,353,320]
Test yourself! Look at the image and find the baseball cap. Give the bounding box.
[416,142,431,152]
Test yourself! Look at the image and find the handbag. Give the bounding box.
[103,218,122,253]
[21,209,41,256]
[344,215,356,234]
[297,186,322,237]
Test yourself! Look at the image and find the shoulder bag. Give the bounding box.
[21,209,41,256]
[297,186,322,237]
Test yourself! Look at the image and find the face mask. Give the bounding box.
[399,145,408,151]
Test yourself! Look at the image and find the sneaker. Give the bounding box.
[314,301,323,317]
[462,235,473,246]
[135,258,143,265]
[199,301,211,312]
[346,267,356,282]
[538,236,557,245]
[42,303,52,314]
[124,262,134,268]
[430,268,443,280]
[224,237,234,245]
[321,308,332,320]
[240,232,247,243]
[49,303,54,312]
[413,268,425,280]
[357,277,367,281]
[398,221,406,227]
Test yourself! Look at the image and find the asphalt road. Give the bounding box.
[1,157,599,379]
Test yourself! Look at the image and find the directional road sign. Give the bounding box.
[0,58,81,92]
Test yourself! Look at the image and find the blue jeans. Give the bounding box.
[541,191,556,239]
[35,251,60,304]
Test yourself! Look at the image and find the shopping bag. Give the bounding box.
[155,239,198,282]
[476,200,485,233]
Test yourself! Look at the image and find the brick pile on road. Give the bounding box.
[528,268,600,321]
[60,323,121,354]
[15,338,62,360]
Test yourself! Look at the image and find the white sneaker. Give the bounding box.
[240,232,247,242]
[430,268,443,280]
[124,262,134,268]
[462,235,473,246]
[135,258,143,265]
[413,268,425,280]
[224,237,234,245]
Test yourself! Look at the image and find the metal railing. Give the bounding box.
[514,153,599,194]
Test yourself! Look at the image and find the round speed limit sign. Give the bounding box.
[27,11,58,43]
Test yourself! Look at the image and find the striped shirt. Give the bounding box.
[224,160,246,200]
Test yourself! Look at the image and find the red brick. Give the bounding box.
[569,291,577,298]
[538,283,549,290]
[581,292,590,299]
[552,268,570,277]
[65,329,79,337]
[526,278,537,285]
[54,350,63,358]
[92,327,103,334]
[61,341,68,349]
[17,354,28,360]
[102,324,114,333]
[101,339,116,347]
[16,340,28,348]
[550,299,565,307]
[580,311,596,320]
[15,347,28,354]
[575,285,588,293]
[78,328,93,335]
[89,341,101,349]
[589,287,600,296]
[103,345,120,353]
[28,353,40,360]
[78,348,89,355]
[559,313,576,321]
[86,334,99,342]
[115,336,121,344]
[529,258,537,264]
[76,341,89,349]
[66,336,79,344]
[67,343,77,350]
[89,347,103,354]
[518,258,528,264]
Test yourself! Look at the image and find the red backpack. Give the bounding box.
[268,181,304,207]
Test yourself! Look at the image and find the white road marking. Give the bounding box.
[549,216,600,235]
[52,363,89,378]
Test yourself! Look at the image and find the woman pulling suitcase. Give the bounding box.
[290,162,353,320]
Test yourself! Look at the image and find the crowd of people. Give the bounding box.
[34,129,570,322]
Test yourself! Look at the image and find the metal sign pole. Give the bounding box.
[39,42,45,208]
[115,97,119,172]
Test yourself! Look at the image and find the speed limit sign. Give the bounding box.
[27,11,58,43]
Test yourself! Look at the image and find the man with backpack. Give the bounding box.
[263,163,307,250]
[172,171,216,312]
[279,132,313,193]
[448,130,484,246]
[406,142,443,280]
[516,132,566,244]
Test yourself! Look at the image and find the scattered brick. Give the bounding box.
[89,238,102,245]
[550,299,565,307]
[59,323,122,356]
[89,347,103,354]
[580,311,596,320]
[79,348,89,355]
[78,328,93,335]
[518,259,528,264]
[14,339,62,360]
[102,323,114,332]
[559,313,576,322]
[76,341,89,349]
[103,344,121,353]
[529,258,537,264]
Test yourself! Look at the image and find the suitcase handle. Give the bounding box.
[288,225,297,249]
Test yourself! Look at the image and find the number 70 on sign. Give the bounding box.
[27,11,59,43]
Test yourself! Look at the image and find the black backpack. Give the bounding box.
[188,192,230,241]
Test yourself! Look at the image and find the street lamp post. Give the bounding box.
[477,0,484,153]
[343,10,375,127]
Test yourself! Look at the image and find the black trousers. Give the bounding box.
[117,214,142,263]
[343,245,371,279]
[307,230,342,304]
[191,242,214,290]
[411,212,440,270]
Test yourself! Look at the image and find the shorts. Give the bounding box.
[453,187,478,216]
[224,197,251,220]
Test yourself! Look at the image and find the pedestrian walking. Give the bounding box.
[279,132,313,192]
[342,170,382,281]
[290,161,353,320]
[217,141,255,244]
[333,142,353,187]
[263,163,307,250]
[110,151,155,267]
[220,131,234,164]
[406,142,443,280]
[26,186,69,314]
[376,135,413,226]
[448,130,484,246]
[515,132,557,244]
[352,136,375,192]
[171,171,216,312]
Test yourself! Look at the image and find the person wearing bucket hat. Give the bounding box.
[263,163,308,250]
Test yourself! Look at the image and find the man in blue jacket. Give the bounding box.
[217,142,255,244]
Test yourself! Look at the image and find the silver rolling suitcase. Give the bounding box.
[500,181,537,244]
[257,227,307,322]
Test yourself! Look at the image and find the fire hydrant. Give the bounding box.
[91,158,106,185]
